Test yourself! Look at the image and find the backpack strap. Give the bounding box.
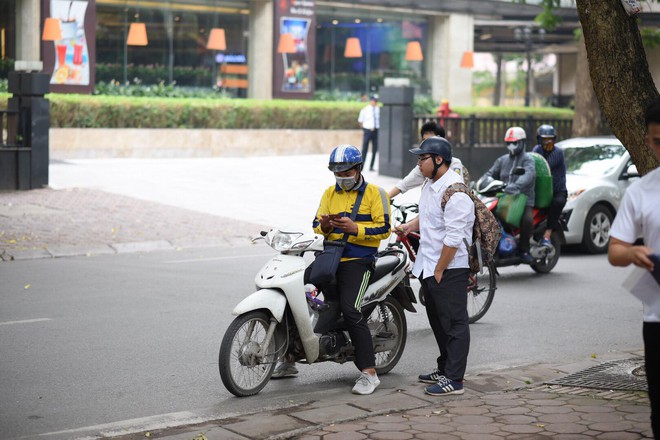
[440,183,480,270]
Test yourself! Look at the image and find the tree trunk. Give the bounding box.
[572,33,602,137]
[493,54,503,106]
[575,0,660,175]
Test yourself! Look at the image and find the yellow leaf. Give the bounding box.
[144,433,150,438]
[591,353,597,358]
[8,239,16,244]
[192,434,208,440]
[536,423,545,428]
[24,284,31,289]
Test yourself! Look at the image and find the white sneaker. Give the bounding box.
[351,372,380,395]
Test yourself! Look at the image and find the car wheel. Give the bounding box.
[581,204,613,254]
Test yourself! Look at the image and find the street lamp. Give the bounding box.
[514,25,545,107]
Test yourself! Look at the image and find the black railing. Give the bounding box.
[413,115,573,148]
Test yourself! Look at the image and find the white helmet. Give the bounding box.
[504,126,526,142]
[504,126,527,156]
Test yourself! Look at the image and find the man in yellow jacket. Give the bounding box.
[273,144,391,395]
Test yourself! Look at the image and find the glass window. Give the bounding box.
[315,15,429,96]
[563,144,626,176]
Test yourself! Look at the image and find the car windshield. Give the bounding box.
[562,144,626,177]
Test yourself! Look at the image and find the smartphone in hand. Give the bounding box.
[328,214,342,220]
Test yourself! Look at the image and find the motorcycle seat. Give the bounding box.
[372,255,401,282]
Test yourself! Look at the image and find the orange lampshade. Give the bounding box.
[42,17,62,41]
[344,37,362,58]
[460,51,474,69]
[127,22,148,46]
[405,41,423,61]
[206,28,226,50]
[277,33,296,53]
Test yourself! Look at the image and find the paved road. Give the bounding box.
[0,244,642,439]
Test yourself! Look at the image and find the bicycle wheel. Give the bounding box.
[466,260,496,323]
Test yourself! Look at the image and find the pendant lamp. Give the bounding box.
[405,41,423,61]
[207,28,226,50]
[460,51,474,69]
[344,37,362,58]
[277,33,296,53]
[42,17,62,41]
[127,22,148,46]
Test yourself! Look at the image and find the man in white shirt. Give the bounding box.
[358,95,380,171]
[609,97,660,439]
[395,136,475,396]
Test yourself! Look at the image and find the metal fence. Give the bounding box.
[413,115,573,148]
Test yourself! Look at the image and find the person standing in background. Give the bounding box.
[358,96,380,172]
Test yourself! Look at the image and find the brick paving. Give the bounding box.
[0,187,266,261]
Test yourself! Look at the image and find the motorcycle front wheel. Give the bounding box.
[368,297,407,375]
[219,310,278,397]
[467,260,497,324]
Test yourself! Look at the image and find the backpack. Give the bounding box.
[441,183,501,274]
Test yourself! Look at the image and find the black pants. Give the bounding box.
[644,322,660,438]
[519,205,534,253]
[547,190,567,232]
[361,129,378,170]
[307,259,375,371]
[421,268,470,381]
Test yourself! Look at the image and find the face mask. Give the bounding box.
[507,142,519,155]
[336,176,357,191]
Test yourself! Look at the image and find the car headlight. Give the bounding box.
[568,189,586,201]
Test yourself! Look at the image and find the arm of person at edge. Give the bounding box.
[505,155,536,195]
[435,192,474,283]
[608,190,655,271]
[608,237,655,271]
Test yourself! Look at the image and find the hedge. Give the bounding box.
[0,93,573,130]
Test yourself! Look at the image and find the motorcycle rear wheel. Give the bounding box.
[369,297,407,375]
[467,260,497,323]
[219,310,278,397]
[531,231,562,273]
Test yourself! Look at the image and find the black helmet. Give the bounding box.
[409,136,452,163]
[537,124,556,140]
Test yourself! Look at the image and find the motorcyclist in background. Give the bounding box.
[532,125,567,248]
[482,127,536,263]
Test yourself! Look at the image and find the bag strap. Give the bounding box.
[341,189,365,242]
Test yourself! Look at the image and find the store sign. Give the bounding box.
[42,0,96,94]
[216,53,247,64]
[273,0,316,99]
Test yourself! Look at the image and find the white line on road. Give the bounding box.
[164,253,274,264]
[0,318,52,326]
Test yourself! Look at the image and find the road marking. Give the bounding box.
[0,318,52,326]
[165,253,274,264]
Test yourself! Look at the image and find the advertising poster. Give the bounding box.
[42,0,96,94]
[273,0,315,99]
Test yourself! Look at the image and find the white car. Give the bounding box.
[558,136,640,254]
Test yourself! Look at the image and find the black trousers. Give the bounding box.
[307,259,375,371]
[361,128,378,170]
[644,322,660,438]
[421,268,470,381]
[519,205,534,253]
[547,190,567,232]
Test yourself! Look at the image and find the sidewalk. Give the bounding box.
[110,350,652,440]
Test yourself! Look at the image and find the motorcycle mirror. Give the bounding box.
[512,167,525,176]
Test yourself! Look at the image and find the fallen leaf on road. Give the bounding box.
[536,423,545,428]
[24,284,31,289]
[192,434,208,440]
[432,410,446,415]
[591,353,597,358]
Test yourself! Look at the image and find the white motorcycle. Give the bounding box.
[219,228,417,397]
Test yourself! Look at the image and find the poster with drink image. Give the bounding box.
[49,0,90,86]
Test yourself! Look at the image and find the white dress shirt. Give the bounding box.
[412,168,475,280]
[610,167,660,322]
[358,104,380,130]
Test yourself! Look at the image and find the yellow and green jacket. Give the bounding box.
[313,180,391,261]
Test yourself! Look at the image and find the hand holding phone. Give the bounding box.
[328,214,342,220]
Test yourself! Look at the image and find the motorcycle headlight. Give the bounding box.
[271,232,293,251]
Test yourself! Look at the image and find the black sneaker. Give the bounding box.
[418,368,445,384]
